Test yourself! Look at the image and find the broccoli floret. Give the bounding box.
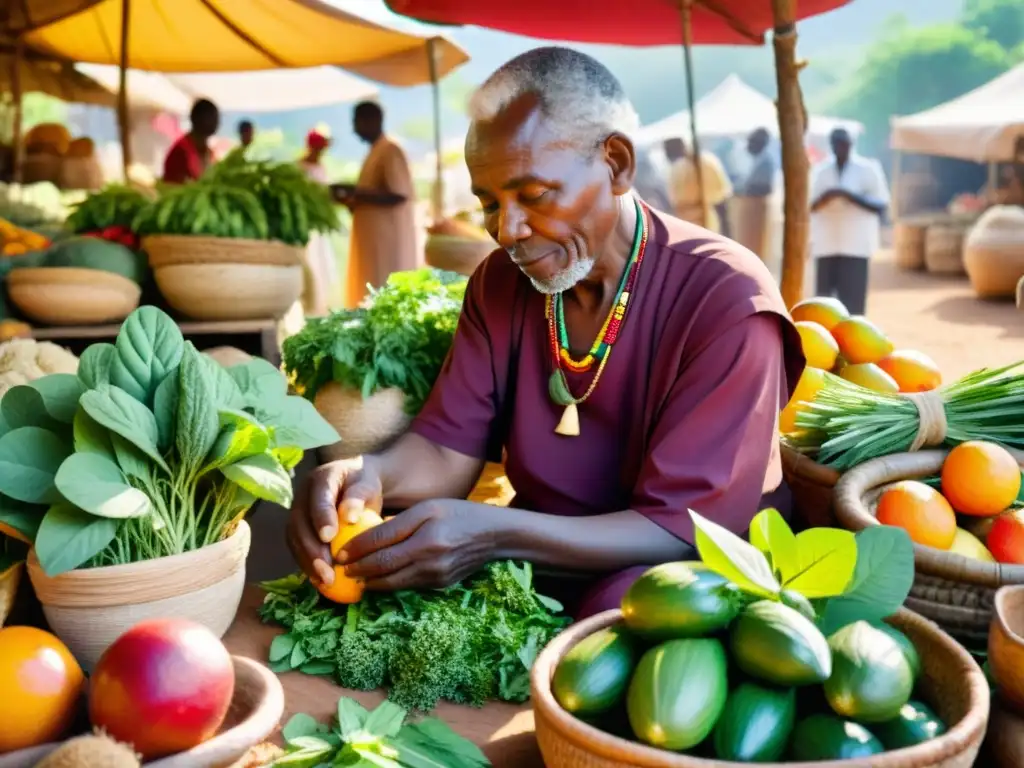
[335,631,399,691]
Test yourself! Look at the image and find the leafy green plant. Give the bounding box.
[272,696,491,767]
[689,508,915,633]
[66,184,152,234]
[0,306,340,576]
[283,269,467,414]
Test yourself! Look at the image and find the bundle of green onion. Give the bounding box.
[786,362,1024,470]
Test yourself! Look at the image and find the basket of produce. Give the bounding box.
[924,222,968,275]
[834,443,1024,648]
[531,508,988,767]
[8,267,141,326]
[0,217,50,256]
[963,205,1024,299]
[59,156,103,192]
[284,268,466,461]
[894,220,928,271]
[0,306,339,668]
[135,155,337,321]
[0,619,284,768]
[425,218,495,276]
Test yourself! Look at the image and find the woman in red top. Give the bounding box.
[162,99,220,184]
[286,48,804,619]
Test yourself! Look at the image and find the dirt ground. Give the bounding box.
[862,248,1024,382]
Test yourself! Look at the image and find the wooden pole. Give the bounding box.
[427,38,444,224]
[679,1,707,227]
[772,0,810,308]
[891,150,904,220]
[10,37,23,184]
[117,0,132,181]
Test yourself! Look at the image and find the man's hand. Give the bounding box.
[339,499,503,590]
[286,457,383,587]
[811,187,844,210]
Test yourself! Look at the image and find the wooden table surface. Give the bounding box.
[222,585,542,767]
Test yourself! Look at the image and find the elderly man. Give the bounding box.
[288,47,804,618]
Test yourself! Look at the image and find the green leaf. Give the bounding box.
[72,409,114,459]
[749,508,799,582]
[199,354,246,411]
[109,305,185,404]
[267,396,340,450]
[80,386,168,474]
[229,357,288,406]
[388,721,491,768]
[111,434,152,483]
[206,418,271,471]
[689,509,780,598]
[0,495,43,543]
[351,747,403,768]
[176,344,220,472]
[152,369,179,453]
[818,526,916,635]
[274,445,304,471]
[363,701,407,739]
[784,528,858,598]
[55,453,152,519]
[221,452,294,507]
[338,698,370,741]
[77,342,116,389]
[281,713,320,743]
[29,374,84,424]
[35,502,119,576]
[0,426,69,504]
[269,633,297,663]
[1,385,59,431]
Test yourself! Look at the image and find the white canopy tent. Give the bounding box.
[634,74,862,146]
[890,63,1024,162]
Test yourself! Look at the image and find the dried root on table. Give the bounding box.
[32,729,141,768]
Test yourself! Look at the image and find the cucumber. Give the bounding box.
[729,600,832,686]
[825,621,914,722]
[620,561,740,641]
[870,700,947,749]
[552,626,635,717]
[790,714,884,760]
[713,682,795,762]
[869,620,921,681]
[626,638,728,751]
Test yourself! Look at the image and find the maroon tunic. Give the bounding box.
[412,205,805,616]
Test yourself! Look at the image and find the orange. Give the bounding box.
[780,366,827,433]
[839,362,900,393]
[877,350,942,393]
[790,297,850,331]
[316,507,384,604]
[831,316,894,365]
[0,626,84,751]
[988,511,1024,565]
[795,321,840,370]
[875,480,957,549]
[941,441,1021,517]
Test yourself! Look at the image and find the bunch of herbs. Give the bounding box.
[283,269,467,414]
[260,561,569,712]
[0,306,340,576]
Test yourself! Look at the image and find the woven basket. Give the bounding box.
[963,206,1024,299]
[424,235,494,276]
[834,450,1024,648]
[314,383,412,463]
[894,222,927,270]
[0,561,22,627]
[532,608,988,768]
[20,153,62,185]
[924,224,967,275]
[7,267,141,326]
[153,263,302,321]
[780,442,841,530]
[143,235,304,268]
[989,585,1024,716]
[26,521,250,671]
[58,156,103,191]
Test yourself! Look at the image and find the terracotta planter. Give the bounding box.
[27,522,250,671]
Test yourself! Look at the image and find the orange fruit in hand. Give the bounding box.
[987,511,1024,565]
[795,321,840,370]
[877,350,942,393]
[831,316,894,365]
[316,507,384,604]
[875,480,957,549]
[790,297,850,331]
[941,441,1021,517]
[0,626,84,751]
[780,366,827,434]
[839,362,900,393]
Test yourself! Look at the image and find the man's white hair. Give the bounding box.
[468,47,640,151]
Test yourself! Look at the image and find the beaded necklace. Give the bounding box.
[545,196,649,437]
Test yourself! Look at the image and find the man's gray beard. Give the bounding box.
[526,256,596,295]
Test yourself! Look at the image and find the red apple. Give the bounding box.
[88,618,235,759]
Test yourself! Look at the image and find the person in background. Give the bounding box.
[162,99,219,184]
[741,128,775,198]
[238,119,255,150]
[335,101,418,309]
[631,146,672,213]
[664,136,732,233]
[298,129,337,315]
[809,128,889,315]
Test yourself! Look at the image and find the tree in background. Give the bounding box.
[962,0,1024,58]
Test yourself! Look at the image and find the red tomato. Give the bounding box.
[987,510,1024,565]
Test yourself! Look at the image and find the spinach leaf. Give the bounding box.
[1,386,60,431]
[80,387,168,474]
[35,502,120,576]
[55,453,152,519]
[152,368,180,452]
[0,495,43,543]
[29,374,84,424]
[221,453,293,507]
[176,344,220,474]
[228,357,288,407]
[206,414,270,471]
[199,354,246,411]
[0,426,69,504]
[109,305,185,405]
[76,342,116,389]
[111,434,153,483]
[72,409,114,459]
[265,396,340,451]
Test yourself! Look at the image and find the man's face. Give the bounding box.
[239,126,253,146]
[748,130,768,155]
[195,110,219,138]
[831,132,851,163]
[466,95,629,294]
[353,113,375,143]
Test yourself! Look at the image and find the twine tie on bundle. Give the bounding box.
[906,389,948,452]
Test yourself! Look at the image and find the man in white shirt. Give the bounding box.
[809,128,889,314]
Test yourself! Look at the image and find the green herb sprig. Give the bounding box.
[260,561,569,712]
[66,184,152,234]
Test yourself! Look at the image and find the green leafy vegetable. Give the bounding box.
[65,184,151,234]
[260,561,569,712]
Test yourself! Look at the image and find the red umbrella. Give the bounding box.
[384,0,850,46]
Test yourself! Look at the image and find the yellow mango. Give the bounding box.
[790,296,850,331]
[840,362,900,393]
[831,315,894,364]
[795,321,840,370]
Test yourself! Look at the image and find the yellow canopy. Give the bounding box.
[0,49,115,107]
[0,0,101,34]
[23,0,469,86]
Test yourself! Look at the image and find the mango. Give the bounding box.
[791,297,850,332]
[948,528,995,563]
[780,366,827,433]
[831,316,894,365]
[840,363,899,393]
[877,350,942,393]
[795,321,839,371]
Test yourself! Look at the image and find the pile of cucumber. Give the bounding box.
[552,562,947,762]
